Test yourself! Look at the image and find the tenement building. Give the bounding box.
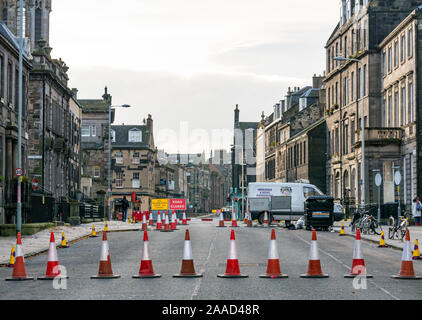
[324,0,422,208]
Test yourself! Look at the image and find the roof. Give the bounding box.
[111,125,151,149]
[0,22,31,61]
[301,88,320,99]
[78,99,109,111]
[237,122,259,130]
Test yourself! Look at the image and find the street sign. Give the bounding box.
[32,178,39,191]
[15,168,23,177]
[375,173,382,187]
[151,199,168,210]
[169,199,186,210]
[394,171,402,186]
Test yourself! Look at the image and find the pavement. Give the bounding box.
[0,213,213,265]
[0,216,421,300]
[332,221,422,250]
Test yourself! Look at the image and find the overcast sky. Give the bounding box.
[50,0,339,154]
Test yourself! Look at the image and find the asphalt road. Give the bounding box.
[0,218,421,300]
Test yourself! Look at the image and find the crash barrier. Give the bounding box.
[5,227,422,280]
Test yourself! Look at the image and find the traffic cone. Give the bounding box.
[217,212,226,228]
[300,229,329,278]
[173,229,203,278]
[246,211,253,227]
[339,222,345,236]
[231,209,238,228]
[91,232,120,279]
[90,224,98,237]
[104,221,109,233]
[149,212,155,226]
[260,229,288,278]
[133,230,161,278]
[142,212,148,231]
[174,211,180,225]
[378,231,388,248]
[38,232,69,280]
[60,232,69,248]
[161,212,173,232]
[344,229,372,278]
[413,239,421,260]
[217,229,248,278]
[8,245,15,268]
[392,230,422,279]
[128,216,132,224]
[182,211,188,225]
[6,233,34,281]
[263,211,269,226]
[155,211,163,231]
[171,211,178,230]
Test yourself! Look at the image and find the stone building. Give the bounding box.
[324,0,422,207]
[0,21,31,224]
[111,115,157,212]
[0,0,51,52]
[79,88,113,201]
[27,40,77,199]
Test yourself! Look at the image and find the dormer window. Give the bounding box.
[128,129,142,142]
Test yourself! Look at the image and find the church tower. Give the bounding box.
[0,0,52,52]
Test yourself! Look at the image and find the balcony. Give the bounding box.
[353,128,403,147]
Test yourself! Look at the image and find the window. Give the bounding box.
[115,151,123,164]
[388,94,392,127]
[7,62,12,104]
[351,119,355,150]
[401,86,406,126]
[408,28,413,58]
[303,187,321,199]
[328,87,331,108]
[128,129,142,142]
[394,91,399,127]
[351,72,354,101]
[116,172,123,188]
[110,129,116,142]
[401,35,406,62]
[0,135,2,174]
[363,21,367,48]
[357,68,361,99]
[0,55,3,99]
[91,125,96,137]
[303,142,306,164]
[132,173,140,188]
[363,65,367,96]
[409,82,414,122]
[328,48,331,73]
[93,166,100,178]
[388,47,392,72]
[394,41,399,68]
[81,125,90,136]
[132,152,140,164]
[344,36,347,58]
[35,7,42,44]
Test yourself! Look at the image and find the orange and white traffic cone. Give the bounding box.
[217,230,248,278]
[217,211,226,228]
[300,229,329,278]
[133,230,161,278]
[246,210,253,228]
[6,233,34,281]
[142,212,148,231]
[155,211,163,231]
[171,211,178,230]
[174,211,180,225]
[91,232,120,279]
[161,212,173,232]
[260,229,288,278]
[344,229,372,278]
[182,211,188,225]
[392,230,422,280]
[173,229,203,278]
[231,208,238,228]
[149,212,155,226]
[263,211,269,227]
[38,232,69,280]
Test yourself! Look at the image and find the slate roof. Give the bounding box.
[111,125,151,149]
[0,22,31,60]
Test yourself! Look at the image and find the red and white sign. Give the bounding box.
[169,199,186,210]
[15,168,23,177]
[32,178,39,191]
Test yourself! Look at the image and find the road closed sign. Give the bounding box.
[151,199,169,210]
[169,199,186,210]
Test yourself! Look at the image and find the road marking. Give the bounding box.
[292,232,400,301]
[191,229,217,300]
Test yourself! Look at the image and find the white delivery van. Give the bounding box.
[247,182,343,226]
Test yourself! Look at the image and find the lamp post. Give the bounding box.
[107,104,131,221]
[16,0,23,234]
[334,56,365,210]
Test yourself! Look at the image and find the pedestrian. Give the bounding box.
[412,196,422,226]
[122,196,129,222]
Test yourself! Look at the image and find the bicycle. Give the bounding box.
[350,206,382,235]
[388,215,407,240]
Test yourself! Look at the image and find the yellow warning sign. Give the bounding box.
[151,199,168,210]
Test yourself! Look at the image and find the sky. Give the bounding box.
[50,0,339,154]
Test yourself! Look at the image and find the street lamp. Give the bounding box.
[108,104,131,221]
[334,56,366,210]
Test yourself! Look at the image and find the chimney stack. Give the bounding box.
[147,114,153,133]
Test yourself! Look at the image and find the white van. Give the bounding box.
[247,182,343,225]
